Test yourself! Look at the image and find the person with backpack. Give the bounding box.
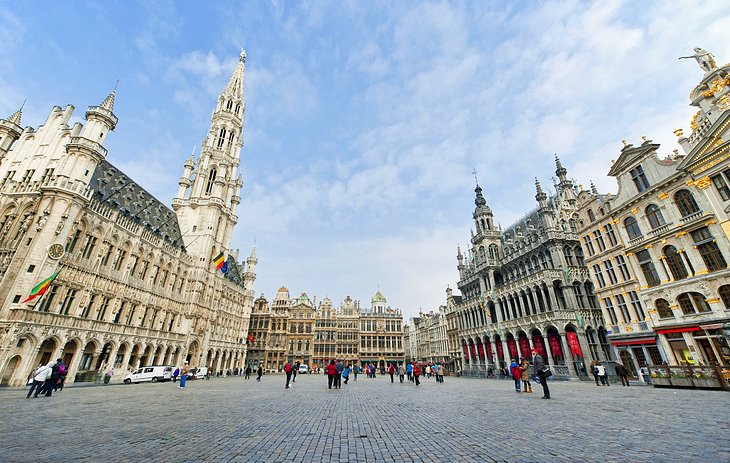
[284,361,293,389]
[334,360,344,389]
[510,358,522,393]
[342,365,351,384]
[325,359,337,389]
[54,358,67,392]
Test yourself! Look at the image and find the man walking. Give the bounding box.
[615,362,630,387]
[335,359,344,389]
[53,358,67,392]
[27,363,52,398]
[256,365,263,381]
[406,362,413,382]
[388,363,395,383]
[398,363,405,383]
[244,365,252,380]
[284,362,293,389]
[532,349,550,399]
[412,363,421,386]
[292,361,299,383]
[179,361,189,389]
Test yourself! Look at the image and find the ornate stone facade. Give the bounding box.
[404,308,448,368]
[449,165,608,379]
[0,53,256,386]
[576,51,730,373]
[244,289,404,371]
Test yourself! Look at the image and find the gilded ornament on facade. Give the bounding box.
[690,111,701,131]
[657,192,669,200]
[631,207,638,214]
[674,128,684,138]
[695,176,712,189]
[717,95,730,110]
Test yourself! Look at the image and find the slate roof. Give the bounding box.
[89,160,184,249]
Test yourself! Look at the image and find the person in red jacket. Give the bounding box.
[388,363,396,383]
[412,363,421,386]
[284,361,293,389]
[326,359,337,389]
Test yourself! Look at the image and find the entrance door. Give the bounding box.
[619,350,637,376]
[1,355,21,385]
[697,338,719,365]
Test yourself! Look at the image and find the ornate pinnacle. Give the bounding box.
[590,181,599,195]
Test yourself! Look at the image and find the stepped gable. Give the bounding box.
[89,159,184,248]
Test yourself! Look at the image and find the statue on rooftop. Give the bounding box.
[679,47,718,73]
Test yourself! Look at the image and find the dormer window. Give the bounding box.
[630,165,651,192]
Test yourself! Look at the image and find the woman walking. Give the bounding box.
[412,363,421,386]
[510,358,521,393]
[326,359,337,389]
[398,364,405,383]
[519,357,532,393]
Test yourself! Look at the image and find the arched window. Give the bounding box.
[489,244,498,260]
[587,209,595,222]
[624,217,642,240]
[663,245,688,280]
[216,128,227,149]
[674,189,700,217]
[719,285,730,309]
[479,246,485,260]
[226,100,233,111]
[645,204,665,229]
[569,219,577,233]
[563,246,573,265]
[655,299,673,319]
[574,246,584,266]
[573,282,585,306]
[205,168,217,195]
[678,292,711,314]
[227,131,235,148]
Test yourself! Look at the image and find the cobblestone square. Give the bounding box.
[1,375,728,463]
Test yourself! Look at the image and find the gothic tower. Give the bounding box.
[174,50,246,264]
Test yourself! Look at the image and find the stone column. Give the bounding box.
[544,335,556,366]
[545,286,559,311]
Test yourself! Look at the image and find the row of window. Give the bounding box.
[592,255,631,288]
[360,335,403,350]
[583,223,619,256]
[653,287,730,318]
[602,291,646,324]
[624,190,701,240]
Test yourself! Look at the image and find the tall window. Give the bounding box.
[719,285,730,310]
[573,282,585,306]
[616,294,631,323]
[655,299,673,319]
[592,264,606,288]
[663,245,688,280]
[711,172,730,201]
[205,168,217,196]
[38,285,59,312]
[584,235,595,256]
[59,288,77,315]
[691,227,727,272]
[66,229,81,253]
[594,229,606,251]
[645,204,665,229]
[603,297,618,324]
[82,236,97,259]
[605,223,618,247]
[216,128,227,149]
[624,217,642,240]
[615,255,631,280]
[628,291,645,320]
[97,297,110,321]
[636,250,661,287]
[587,210,595,222]
[563,246,573,265]
[674,189,700,217]
[630,165,651,192]
[604,260,618,285]
[574,246,585,266]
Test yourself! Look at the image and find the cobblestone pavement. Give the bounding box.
[0,374,728,463]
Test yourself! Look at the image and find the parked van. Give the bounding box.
[188,366,208,380]
[123,366,173,384]
[298,364,308,374]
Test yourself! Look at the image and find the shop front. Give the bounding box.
[610,336,664,382]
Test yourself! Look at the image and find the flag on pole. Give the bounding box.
[213,252,225,270]
[220,261,228,274]
[22,270,60,303]
[247,333,255,343]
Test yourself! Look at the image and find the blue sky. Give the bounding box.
[2,1,729,318]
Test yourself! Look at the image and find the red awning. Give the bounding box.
[656,326,700,334]
[611,339,657,347]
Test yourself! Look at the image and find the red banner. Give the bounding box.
[477,341,485,360]
[462,342,468,358]
[519,337,531,358]
[470,343,477,360]
[566,331,583,357]
[548,333,563,359]
[507,339,519,361]
[532,336,547,358]
[486,341,493,358]
[496,341,504,361]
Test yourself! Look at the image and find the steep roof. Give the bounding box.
[89,160,184,249]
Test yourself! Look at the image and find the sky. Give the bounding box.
[2,1,729,319]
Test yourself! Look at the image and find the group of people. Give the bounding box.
[26,358,67,398]
[507,349,551,399]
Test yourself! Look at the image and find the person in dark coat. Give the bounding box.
[256,365,263,381]
[615,362,630,387]
[532,349,550,399]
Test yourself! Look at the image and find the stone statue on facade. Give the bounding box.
[679,47,718,73]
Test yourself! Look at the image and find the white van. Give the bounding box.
[123,366,173,384]
[187,366,208,380]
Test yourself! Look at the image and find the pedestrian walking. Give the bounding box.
[292,361,299,383]
[245,365,252,380]
[343,365,351,384]
[412,363,421,386]
[179,362,189,389]
[284,362,293,389]
[532,348,550,399]
[510,358,522,393]
[388,363,395,383]
[596,362,609,386]
[519,357,532,393]
[432,363,440,383]
[172,367,180,383]
[335,360,344,389]
[640,366,651,385]
[398,364,405,383]
[590,361,600,386]
[406,362,413,382]
[53,358,67,392]
[615,362,630,387]
[326,359,336,389]
[425,365,432,379]
[27,363,52,398]
[256,365,263,381]
[353,364,359,381]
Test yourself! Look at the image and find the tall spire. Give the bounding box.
[555,154,567,180]
[590,181,599,195]
[7,100,25,125]
[100,81,118,112]
[474,184,487,207]
[223,49,246,98]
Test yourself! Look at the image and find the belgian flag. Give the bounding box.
[213,252,225,270]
